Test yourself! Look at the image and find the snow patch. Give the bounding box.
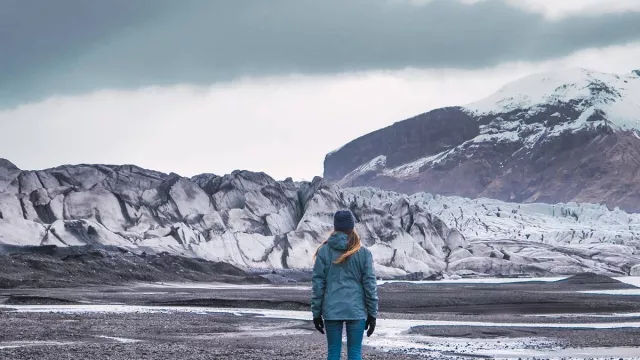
[383,153,444,177]
[467,68,640,132]
[338,155,387,186]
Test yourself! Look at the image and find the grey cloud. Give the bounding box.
[2,0,640,107]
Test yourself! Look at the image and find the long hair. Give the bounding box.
[314,230,362,264]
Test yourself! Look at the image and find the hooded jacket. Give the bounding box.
[311,232,379,320]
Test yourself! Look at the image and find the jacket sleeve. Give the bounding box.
[362,249,379,318]
[311,248,327,318]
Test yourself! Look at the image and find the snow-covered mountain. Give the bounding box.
[325,69,640,212]
[1,159,639,277]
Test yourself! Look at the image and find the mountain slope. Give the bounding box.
[1,160,639,277]
[325,69,640,212]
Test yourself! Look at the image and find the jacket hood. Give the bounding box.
[328,232,349,251]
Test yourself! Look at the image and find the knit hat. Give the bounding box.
[334,210,355,233]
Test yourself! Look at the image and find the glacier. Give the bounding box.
[0,159,639,278]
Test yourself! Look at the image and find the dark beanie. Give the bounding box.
[334,210,355,233]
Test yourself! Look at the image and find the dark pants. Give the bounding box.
[325,319,366,360]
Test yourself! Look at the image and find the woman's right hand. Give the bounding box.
[313,316,325,334]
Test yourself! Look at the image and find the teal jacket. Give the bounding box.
[311,232,379,320]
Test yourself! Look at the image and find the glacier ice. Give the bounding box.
[0,160,639,278]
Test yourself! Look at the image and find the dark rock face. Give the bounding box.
[481,130,640,209]
[328,118,640,212]
[324,107,479,181]
[415,126,640,210]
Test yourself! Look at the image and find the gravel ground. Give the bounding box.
[0,245,267,289]
[1,274,640,359]
[0,311,419,360]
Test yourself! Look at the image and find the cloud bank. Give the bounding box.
[2,42,639,179]
[3,0,640,106]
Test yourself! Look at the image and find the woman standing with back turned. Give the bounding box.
[311,210,379,360]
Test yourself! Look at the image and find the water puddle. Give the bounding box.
[372,334,555,358]
[379,276,568,285]
[0,341,78,349]
[618,277,640,287]
[95,336,140,343]
[4,305,640,329]
[137,282,310,291]
[481,346,640,359]
[379,276,640,287]
[0,337,140,351]
[371,333,640,359]
[225,329,313,338]
[525,312,640,319]
[580,289,640,295]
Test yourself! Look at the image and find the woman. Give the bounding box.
[311,210,379,360]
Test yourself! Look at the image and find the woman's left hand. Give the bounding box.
[365,315,376,337]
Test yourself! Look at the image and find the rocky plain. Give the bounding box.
[1,245,640,359]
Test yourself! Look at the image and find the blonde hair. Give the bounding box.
[314,230,362,264]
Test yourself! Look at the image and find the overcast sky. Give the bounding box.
[1,0,640,180]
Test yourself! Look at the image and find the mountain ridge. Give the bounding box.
[325,68,640,212]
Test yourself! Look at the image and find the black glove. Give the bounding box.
[313,317,325,334]
[365,315,376,337]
